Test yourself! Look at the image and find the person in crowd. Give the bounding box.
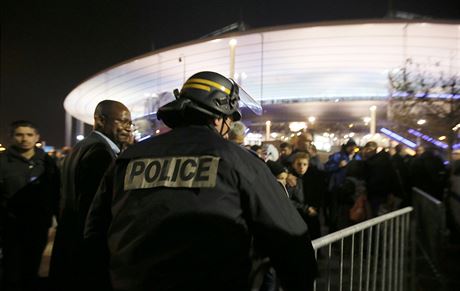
[301,155,326,239]
[0,120,60,291]
[286,152,322,239]
[325,139,358,192]
[50,100,132,291]
[56,146,72,169]
[286,152,308,211]
[452,149,460,162]
[361,141,403,217]
[60,146,72,156]
[228,121,246,145]
[404,145,424,175]
[266,160,289,192]
[85,71,317,291]
[296,134,325,171]
[47,149,58,162]
[278,142,295,168]
[251,144,264,159]
[334,159,368,229]
[415,146,425,156]
[324,139,358,231]
[261,160,291,291]
[294,132,314,154]
[409,146,447,201]
[390,144,411,205]
[308,144,324,171]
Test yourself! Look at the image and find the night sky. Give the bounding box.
[1,0,459,147]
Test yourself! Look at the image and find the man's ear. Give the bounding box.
[94,114,105,129]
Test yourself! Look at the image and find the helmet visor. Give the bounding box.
[234,82,263,116]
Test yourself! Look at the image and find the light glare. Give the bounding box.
[289,122,306,132]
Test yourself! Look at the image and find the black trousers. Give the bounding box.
[2,223,48,291]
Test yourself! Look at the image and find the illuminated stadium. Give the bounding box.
[63,19,459,145]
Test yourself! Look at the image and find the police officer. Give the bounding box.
[89,71,317,291]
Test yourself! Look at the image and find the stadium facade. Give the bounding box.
[63,19,459,144]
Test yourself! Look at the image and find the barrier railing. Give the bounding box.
[412,187,447,272]
[311,207,413,291]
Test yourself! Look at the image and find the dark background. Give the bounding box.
[1,0,459,147]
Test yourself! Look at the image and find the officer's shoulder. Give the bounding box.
[220,140,265,166]
[231,144,263,161]
[119,137,152,159]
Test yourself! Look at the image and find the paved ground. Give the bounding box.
[414,235,460,291]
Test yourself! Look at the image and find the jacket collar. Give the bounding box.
[93,131,121,155]
[7,146,46,162]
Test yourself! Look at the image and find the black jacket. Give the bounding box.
[0,147,60,229]
[87,125,317,291]
[302,166,326,210]
[287,166,325,212]
[410,151,446,200]
[287,172,308,213]
[365,150,402,200]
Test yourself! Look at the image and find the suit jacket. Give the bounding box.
[50,131,117,290]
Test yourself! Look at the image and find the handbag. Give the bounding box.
[349,194,368,222]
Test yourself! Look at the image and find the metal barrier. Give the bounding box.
[311,207,413,291]
[412,187,447,271]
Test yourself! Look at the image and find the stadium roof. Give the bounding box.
[63,19,459,125]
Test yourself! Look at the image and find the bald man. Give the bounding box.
[50,100,132,291]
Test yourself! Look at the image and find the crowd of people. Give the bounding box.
[238,131,453,236]
[0,70,457,291]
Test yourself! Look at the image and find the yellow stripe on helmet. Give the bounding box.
[186,78,231,95]
[182,83,211,92]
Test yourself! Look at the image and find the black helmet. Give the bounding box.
[158,71,262,128]
[178,71,242,121]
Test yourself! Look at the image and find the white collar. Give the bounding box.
[93,131,120,155]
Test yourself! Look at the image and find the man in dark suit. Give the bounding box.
[50,100,132,291]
